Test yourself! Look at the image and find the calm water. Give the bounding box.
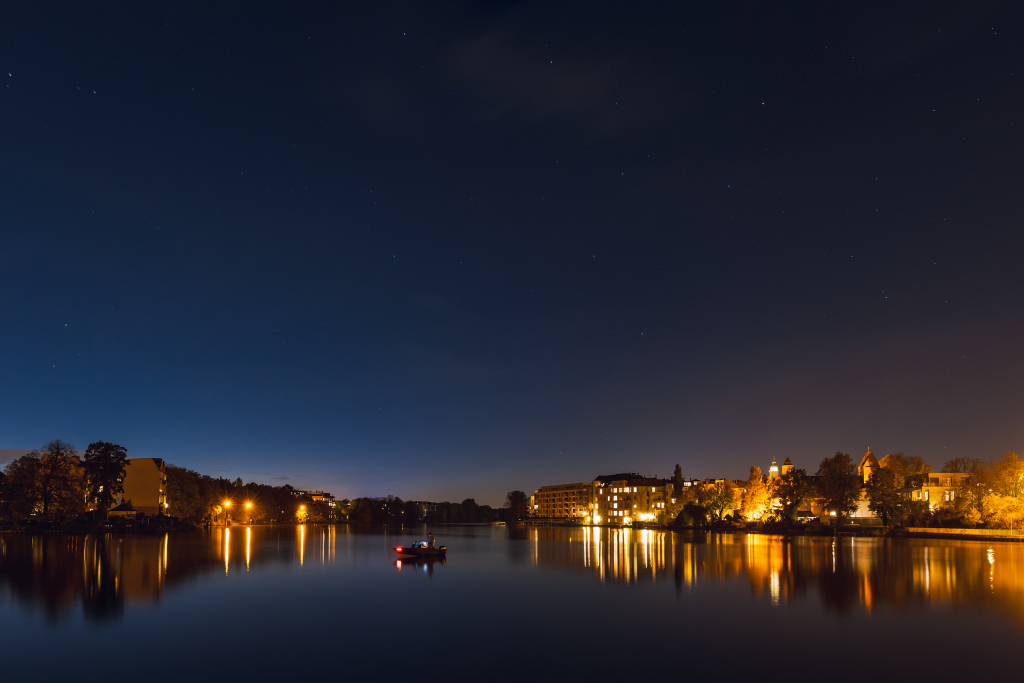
[2,525,1023,681]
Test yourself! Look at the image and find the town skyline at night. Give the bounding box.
[3,3,1021,507]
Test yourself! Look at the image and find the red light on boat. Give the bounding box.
[396,547,402,551]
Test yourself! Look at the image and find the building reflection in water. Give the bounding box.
[527,527,1024,626]
[6,526,1024,628]
[0,525,346,622]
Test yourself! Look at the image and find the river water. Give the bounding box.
[2,525,1022,681]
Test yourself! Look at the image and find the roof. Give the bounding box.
[859,451,879,469]
[783,457,793,465]
[594,473,643,483]
[110,502,135,511]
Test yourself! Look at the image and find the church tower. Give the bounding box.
[858,450,879,483]
[769,459,780,479]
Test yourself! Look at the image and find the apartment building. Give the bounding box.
[531,482,596,520]
[902,472,971,508]
[119,458,167,517]
[594,474,670,524]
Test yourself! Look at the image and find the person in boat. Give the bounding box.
[427,533,435,549]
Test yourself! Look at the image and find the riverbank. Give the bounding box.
[523,519,1024,543]
[0,520,194,534]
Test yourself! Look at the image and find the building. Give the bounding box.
[119,458,167,517]
[306,491,336,508]
[593,474,670,524]
[858,451,880,483]
[108,502,138,519]
[531,482,596,520]
[902,472,971,509]
[780,458,794,476]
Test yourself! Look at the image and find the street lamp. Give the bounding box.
[245,501,252,524]
[223,500,231,526]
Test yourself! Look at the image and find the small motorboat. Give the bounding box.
[394,541,447,558]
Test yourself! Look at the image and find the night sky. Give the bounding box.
[2,2,1022,506]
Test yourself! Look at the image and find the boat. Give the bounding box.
[394,541,447,558]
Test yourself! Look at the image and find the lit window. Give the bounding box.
[613,503,618,509]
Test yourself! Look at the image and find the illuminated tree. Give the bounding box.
[983,452,1024,499]
[30,440,86,520]
[878,453,932,487]
[740,467,775,521]
[702,481,735,522]
[985,495,1024,530]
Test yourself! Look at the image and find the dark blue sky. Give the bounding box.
[2,2,1022,505]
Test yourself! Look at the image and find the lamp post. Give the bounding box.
[223,500,231,526]
[246,501,252,525]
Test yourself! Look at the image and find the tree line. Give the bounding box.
[0,440,130,523]
[1,438,529,527]
[663,451,1024,531]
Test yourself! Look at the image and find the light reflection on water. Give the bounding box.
[4,525,1024,681]
[524,526,1024,622]
[3,526,1024,624]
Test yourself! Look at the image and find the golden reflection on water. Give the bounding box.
[528,527,1024,623]
[0,525,344,621]
[6,526,1024,627]
[223,527,230,576]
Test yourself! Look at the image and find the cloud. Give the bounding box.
[405,346,514,383]
[451,18,683,134]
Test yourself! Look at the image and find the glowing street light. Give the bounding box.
[245,501,253,524]
[223,500,232,526]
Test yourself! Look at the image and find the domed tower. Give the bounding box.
[769,459,780,479]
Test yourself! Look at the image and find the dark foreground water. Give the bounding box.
[3,525,1024,681]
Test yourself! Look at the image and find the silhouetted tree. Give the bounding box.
[505,490,528,523]
[678,502,708,528]
[461,498,479,522]
[82,441,129,519]
[817,452,861,531]
[166,465,204,521]
[775,468,813,522]
[942,457,984,474]
[672,464,684,502]
[865,467,901,527]
[2,456,41,521]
